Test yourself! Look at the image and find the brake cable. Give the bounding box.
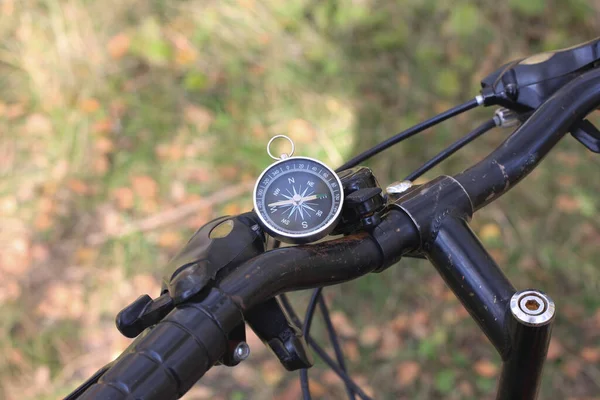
[272,97,496,400]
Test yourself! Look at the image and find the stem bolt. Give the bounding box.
[233,342,250,362]
[510,290,555,326]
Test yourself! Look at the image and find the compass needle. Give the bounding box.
[253,137,343,243]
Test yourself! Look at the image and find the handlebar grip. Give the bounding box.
[78,288,243,400]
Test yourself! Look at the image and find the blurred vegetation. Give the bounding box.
[1,0,600,399]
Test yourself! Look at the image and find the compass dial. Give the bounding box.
[253,157,343,243]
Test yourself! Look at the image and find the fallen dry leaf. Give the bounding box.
[377,330,401,359]
[95,137,114,154]
[79,98,101,113]
[157,231,183,249]
[458,380,474,396]
[359,325,381,347]
[6,103,25,119]
[93,118,113,134]
[113,187,135,210]
[396,361,420,386]
[184,105,214,133]
[131,175,158,199]
[76,247,98,264]
[555,195,580,213]
[261,359,284,385]
[330,312,357,338]
[37,282,85,320]
[67,179,89,195]
[580,347,600,363]
[343,340,360,362]
[107,33,131,59]
[547,338,564,361]
[479,223,501,241]
[474,359,498,378]
[274,380,301,400]
[561,359,582,379]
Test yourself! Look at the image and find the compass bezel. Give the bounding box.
[253,156,344,244]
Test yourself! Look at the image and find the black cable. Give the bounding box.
[279,294,374,400]
[276,98,481,399]
[335,98,480,172]
[318,297,356,399]
[300,287,323,400]
[404,118,497,182]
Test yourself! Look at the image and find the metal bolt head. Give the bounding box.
[386,180,413,195]
[510,290,555,326]
[233,342,250,362]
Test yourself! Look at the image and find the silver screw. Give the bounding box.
[233,342,250,362]
[386,180,413,195]
[510,290,555,326]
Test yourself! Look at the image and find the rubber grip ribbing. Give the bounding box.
[78,288,243,400]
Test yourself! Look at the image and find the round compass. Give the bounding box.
[253,137,343,244]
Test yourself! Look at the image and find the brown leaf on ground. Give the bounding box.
[67,179,89,195]
[359,325,381,347]
[474,359,498,378]
[157,231,183,249]
[184,105,214,133]
[581,347,600,363]
[458,381,474,396]
[79,98,101,113]
[37,283,85,320]
[377,330,402,359]
[261,359,284,385]
[76,247,98,265]
[107,33,131,59]
[343,340,360,362]
[391,314,409,333]
[219,165,240,180]
[93,118,113,134]
[131,175,158,199]
[95,137,114,154]
[6,103,25,119]
[547,338,564,361]
[0,236,30,276]
[113,187,135,210]
[330,312,357,338]
[479,223,501,241]
[561,359,582,379]
[396,361,420,386]
[555,195,580,213]
[274,380,301,400]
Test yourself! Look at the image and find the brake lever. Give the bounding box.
[480,37,600,111]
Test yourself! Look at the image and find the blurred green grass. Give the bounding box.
[1,0,600,399]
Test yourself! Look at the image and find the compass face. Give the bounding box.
[253,157,343,243]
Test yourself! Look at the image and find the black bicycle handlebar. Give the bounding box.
[77,288,242,400]
[457,67,600,210]
[75,56,600,400]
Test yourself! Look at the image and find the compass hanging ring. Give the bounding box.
[267,135,295,160]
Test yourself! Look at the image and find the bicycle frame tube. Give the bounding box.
[426,216,554,399]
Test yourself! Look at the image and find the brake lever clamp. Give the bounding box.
[116,212,266,340]
[332,166,387,235]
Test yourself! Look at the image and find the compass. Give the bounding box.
[253,135,344,244]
